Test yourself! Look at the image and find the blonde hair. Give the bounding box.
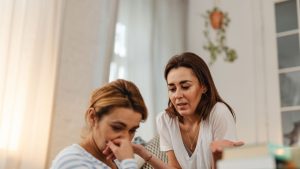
[82,79,148,137]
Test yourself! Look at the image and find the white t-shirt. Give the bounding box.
[156,102,237,169]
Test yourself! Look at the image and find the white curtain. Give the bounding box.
[46,0,119,166]
[0,0,62,168]
[110,0,187,141]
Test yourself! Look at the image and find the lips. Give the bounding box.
[176,103,188,109]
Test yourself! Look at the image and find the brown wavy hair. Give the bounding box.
[164,52,235,122]
[83,79,148,135]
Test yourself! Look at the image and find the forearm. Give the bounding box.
[135,147,180,169]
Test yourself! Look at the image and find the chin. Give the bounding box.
[178,110,192,116]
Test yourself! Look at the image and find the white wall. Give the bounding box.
[187,0,282,144]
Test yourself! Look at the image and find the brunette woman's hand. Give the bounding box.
[132,143,157,164]
[210,140,244,169]
[131,143,145,155]
[105,139,134,161]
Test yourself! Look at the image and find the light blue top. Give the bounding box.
[50,144,138,169]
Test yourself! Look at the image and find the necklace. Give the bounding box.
[187,123,200,151]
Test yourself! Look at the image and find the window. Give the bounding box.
[109,23,128,81]
[274,0,300,146]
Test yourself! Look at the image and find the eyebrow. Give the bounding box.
[111,121,126,126]
[111,121,140,129]
[167,80,192,86]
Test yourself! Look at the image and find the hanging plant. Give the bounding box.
[203,7,237,65]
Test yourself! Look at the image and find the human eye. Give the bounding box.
[181,84,190,90]
[168,86,176,92]
[111,125,124,132]
[129,128,137,134]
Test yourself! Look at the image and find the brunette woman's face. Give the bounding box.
[167,67,206,117]
[92,107,142,150]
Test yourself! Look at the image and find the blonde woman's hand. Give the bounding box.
[105,139,134,161]
[102,144,115,160]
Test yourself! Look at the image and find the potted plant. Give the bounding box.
[203,7,237,65]
[210,8,224,29]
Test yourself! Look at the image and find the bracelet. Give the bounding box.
[145,154,153,163]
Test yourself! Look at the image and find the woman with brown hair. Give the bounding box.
[156,52,243,169]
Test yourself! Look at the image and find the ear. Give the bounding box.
[86,108,97,127]
[202,85,207,94]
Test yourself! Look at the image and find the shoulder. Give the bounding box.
[208,103,237,140]
[209,102,234,121]
[50,144,103,169]
[156,111,176,126]
[156,111,171,122]
[156,111,178,131]
[211,102,231,115]
[214,102,230,111]
[53,144,84,160]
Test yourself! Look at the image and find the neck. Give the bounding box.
[180,114,201,152]
[183,114,201,125]
[80,134,107,163]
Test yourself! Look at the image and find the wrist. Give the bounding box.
[144,154,153,163]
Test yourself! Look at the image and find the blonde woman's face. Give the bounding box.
[92,107,142,150]
[167,67,206,117]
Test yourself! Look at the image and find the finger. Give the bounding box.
[216,146,223,152]
[107,141,119,152]
[223,140,236,146]
[233,141,244,146]
[131,143,144,154]
[106,153,116,160]
[220,140,244,147]
[111,138,122,145]
[102,145,112,155]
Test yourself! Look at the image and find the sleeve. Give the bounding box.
[211,103,237,141]
[51,155,93,169]
[119,159,138,169]
[156,112,173,151]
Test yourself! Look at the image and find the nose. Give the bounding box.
[119,131,132,141]
[174,89,183,99]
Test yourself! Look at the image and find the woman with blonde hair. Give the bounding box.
[51,79,148,169]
